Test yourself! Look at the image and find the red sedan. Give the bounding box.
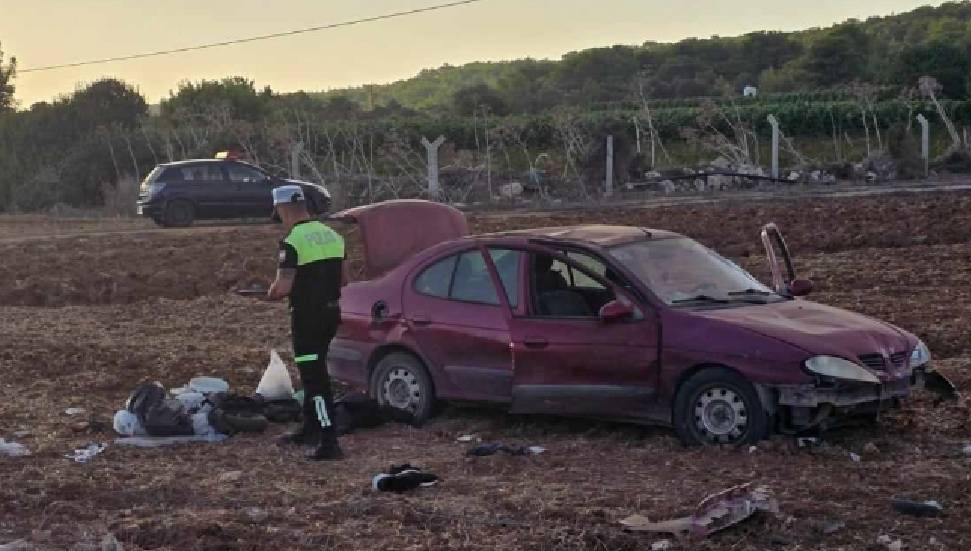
[327,200,950,445]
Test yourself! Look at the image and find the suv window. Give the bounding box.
[167,163,225,182]
[227,163,266,183]
[488,248,521,308]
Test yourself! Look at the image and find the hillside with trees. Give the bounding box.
[5,2,971,212]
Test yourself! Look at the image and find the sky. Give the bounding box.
[0,0,947,106]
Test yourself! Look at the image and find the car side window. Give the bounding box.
[414,255,457,298]
[531,252,616,318]
[488,248,521,308]
[451,251,500,305]
[565,251,607,290]
[160,167,185,181]
[227,163,266,183]
[180,164,225,182]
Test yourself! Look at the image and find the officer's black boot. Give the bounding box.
[306,441,344,461]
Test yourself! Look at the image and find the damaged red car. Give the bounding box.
[327,200,952,445]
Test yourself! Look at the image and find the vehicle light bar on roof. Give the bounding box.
[214,151,240,160]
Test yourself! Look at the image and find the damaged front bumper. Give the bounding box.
[758,367,959,431]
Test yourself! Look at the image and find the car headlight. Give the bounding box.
[910,340,931,368]
[805,356,881,384]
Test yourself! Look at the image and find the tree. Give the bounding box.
[162,77,272,121]
[69,78,148,132]
[451,83,507,116]
[893,41,970,98]
[804,24,871,87]
[0,43,16,112]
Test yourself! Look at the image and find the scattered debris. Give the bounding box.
[863,442,880,454]
[849,452,862,463]
[748,445,757,454]
[0,438,30,457]
[12,430,31,438]
[64,407,86,416]
[891,498,944,517]
[650,539,672,551]
[218,470,243,483]
[819,519,846,535]
[466,443,545,457]
[877,534,903,551]
[114,434,228,447]
[620,483,778,541]
[456,434,480,443]
[372,464,440,492]
[796,437,820,448]
[100,533,124,551]
[962,444,971,456]
[924,371,960,403]
[244,507,268,524]
[66,442,107,463]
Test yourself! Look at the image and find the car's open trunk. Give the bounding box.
[330,200,469,279]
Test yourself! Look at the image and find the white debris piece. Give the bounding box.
[0,439,30,457]
[64,407,85,416]
[66,442,107,463]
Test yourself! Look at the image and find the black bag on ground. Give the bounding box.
[333,393,418,436]
[261,398,301,423]
[207,392,269,434]
[127,382,194,437]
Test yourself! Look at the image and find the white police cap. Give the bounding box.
[272,185,305,206]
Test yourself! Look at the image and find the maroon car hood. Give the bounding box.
[695,299,913,360]
[332,200,468,279]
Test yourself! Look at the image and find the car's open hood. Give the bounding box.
[331,200,468,279]
[695,299,916,363]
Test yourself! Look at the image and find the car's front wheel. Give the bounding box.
[674,367,768,446]
[163,200,195,228]
[371,352,435,425]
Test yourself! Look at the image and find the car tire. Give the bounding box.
[674,367,768,446]
[163,200,195,228]
[371,352,436,425]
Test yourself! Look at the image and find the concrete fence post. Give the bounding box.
[421,135,446,199]
[605,135,614,197]
[916,114,930,178]
[767,115,780,180]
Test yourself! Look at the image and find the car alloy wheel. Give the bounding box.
[693,386,748,444]
[382,367,422,412]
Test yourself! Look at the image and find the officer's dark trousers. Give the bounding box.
[291,306,341,448]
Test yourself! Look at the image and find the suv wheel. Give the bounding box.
[163,200,195,228]
[371,352,435,424]
[674,367,768,446]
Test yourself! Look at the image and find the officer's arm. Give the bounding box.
[268,241,298,300]
[267,268,295,300]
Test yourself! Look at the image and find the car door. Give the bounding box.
[183,162,236,218]
[508,247,659,419]
[401,246,515,403]
[761,223,796,293]
[226,162,274,217]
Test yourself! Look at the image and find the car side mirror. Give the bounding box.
[789,278,813,297]
[599,300,633,322]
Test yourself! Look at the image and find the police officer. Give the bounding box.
[266,185,344,461]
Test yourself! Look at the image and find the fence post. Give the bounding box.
[605,135,614,197]
[916,114,930,178]
[289,141,303,180]
[767,115,780,179]
[421,135,446,199]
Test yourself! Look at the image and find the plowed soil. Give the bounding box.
[2,191,970,551]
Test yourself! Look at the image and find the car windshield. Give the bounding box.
[608,238,780,306]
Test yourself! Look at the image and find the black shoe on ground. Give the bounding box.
[277,429,320,447]
[306,444,344,461]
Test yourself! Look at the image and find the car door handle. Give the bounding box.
[411,314,432,326]
[523,336,548,348]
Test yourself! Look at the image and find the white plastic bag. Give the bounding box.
[192,411,217,436]
[112,410,146,436]
[189,377,229,395]
[255,349,295,400]
[175,392,206,412]
[0,438,30,457]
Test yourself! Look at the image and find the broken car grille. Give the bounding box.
[857,352,908,372]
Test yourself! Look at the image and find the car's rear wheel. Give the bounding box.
[674,367,768,446]
[163,200,195,228]
[371,352,435,425]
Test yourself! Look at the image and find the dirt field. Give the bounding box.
[1,191,970,550]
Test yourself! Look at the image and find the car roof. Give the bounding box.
[474,225,684,248]
[159,159,260,169]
